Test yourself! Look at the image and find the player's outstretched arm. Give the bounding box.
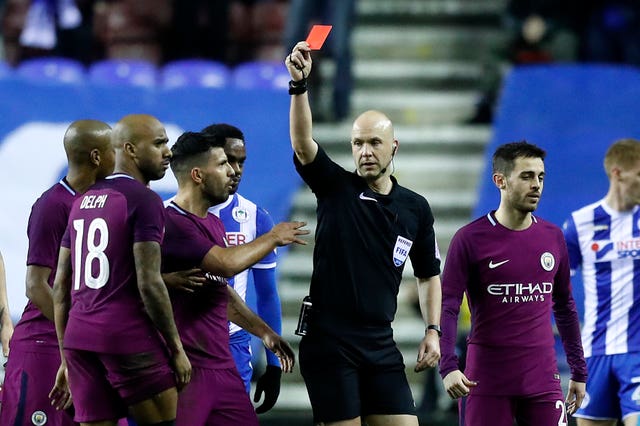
[203,221,308,278]
[226,285,295,373]
[134,241,191,389]
[565,379,585,416]
[443,370,478,399]
[285,41,318,166]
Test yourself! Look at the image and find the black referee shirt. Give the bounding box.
[295,145,441,332]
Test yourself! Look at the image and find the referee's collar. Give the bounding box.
[357,174,397,197]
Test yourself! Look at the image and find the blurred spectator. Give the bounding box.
[1,0,30,65]
[58,0,96,64]
[228,0,289,65]
[164,0,230,63]
[93,0,171,65]
[1,0,92,66]
[3,0,292,69]
[504,0,582,64]
[469,0,584,124]
[164,1,289,66]
[283,0,356,122]
[581,0,640,66]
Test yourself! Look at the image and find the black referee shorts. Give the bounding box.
[299,327,416,423]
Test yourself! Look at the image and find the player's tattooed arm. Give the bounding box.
[134,241,191,388]
[226,285,295,373]
[226,285,267,334]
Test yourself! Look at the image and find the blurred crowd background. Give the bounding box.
[1,0,290,66]
[1,0,639,124]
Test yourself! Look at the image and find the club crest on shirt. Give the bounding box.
[31,410,47,425]
[393,236,413,267]
[540,252,555,271]
[232,207,250,223]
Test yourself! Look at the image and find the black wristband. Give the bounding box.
[288,78,307,95]
[426,324,442,337]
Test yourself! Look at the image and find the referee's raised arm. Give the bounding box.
[285,41,318,166]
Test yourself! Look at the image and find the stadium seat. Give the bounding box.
[16,57,86,84]
[160,59,230,89]
[0,60,13,80]
[89,59,157,87]
[232,61,289,90]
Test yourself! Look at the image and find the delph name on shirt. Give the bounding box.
[80,194,108,209]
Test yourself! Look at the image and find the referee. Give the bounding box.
[285,41,443,426]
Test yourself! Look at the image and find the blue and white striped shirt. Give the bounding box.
[564,200,640,357]
[209,193,278,336]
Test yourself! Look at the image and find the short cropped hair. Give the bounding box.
[492,141,546,176]
[170,131,226,177]
[604,138,640,178]
[202,123,245,142]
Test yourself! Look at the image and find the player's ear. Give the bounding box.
[90,148,101,166]
[492,173,506,189]
[610,166,622,181]
[123,141,135,157]
[191,167,203,183]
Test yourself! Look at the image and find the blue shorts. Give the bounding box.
[229,330,252,393]
[574,353,640,422]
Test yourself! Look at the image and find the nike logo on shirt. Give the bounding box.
[359,192,378,202]
[488,259,510,269]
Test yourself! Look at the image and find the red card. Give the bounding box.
[305,25,332,50]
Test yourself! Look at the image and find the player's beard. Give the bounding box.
[202,178,229,207]
[518,196,540,213]
[139,157,168,183]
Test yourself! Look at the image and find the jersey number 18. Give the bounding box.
[72,218,110,290]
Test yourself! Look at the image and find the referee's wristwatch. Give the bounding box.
[426,324,442,337]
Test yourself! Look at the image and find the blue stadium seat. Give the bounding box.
[0,60,13,79]
[89,59,157,87]
[16,57,86,84]
[232,61,289,90]
[161,59,230,89]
